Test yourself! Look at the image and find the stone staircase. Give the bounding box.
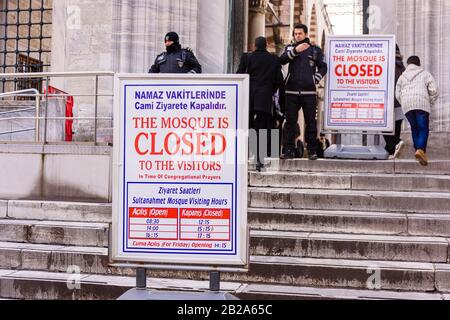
[2,159,450,299]
[247,159,450,297]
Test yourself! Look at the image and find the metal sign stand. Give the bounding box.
[117,268,239,300]
[322,35,396,161]
[324,132,389,160]
[111,75,250,301]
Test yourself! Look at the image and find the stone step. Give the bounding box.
[0,242,110,272]
[250,172,450,193]
[241,256,440,292]
[2,208,448,251]
[250,230,449,263]
[0,201,6,218]
[2,217,448,262]
[4,200,112,223]
[1,269,449,300]
[249,208,450,237]
[249,187,450,214]
[241,283,450,300]
[2,242,450,292]
[0,269,240,300]
[116,256,450,293]
[0,220,109,247]
[264,159,450,175]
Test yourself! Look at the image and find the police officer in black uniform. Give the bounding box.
[149,32,202,74]
[279,24,327,160]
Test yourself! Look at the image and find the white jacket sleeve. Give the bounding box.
[395,76,404,105]
[426,72,439,106]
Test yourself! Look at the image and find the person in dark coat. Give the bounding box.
[149,32,202,74]
[279,24,328,160]
[237,36,284,171]
[383,44,406,158]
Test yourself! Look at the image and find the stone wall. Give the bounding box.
[112,0,229,74]
[0,144,112,201]
[363,0,450,156]
[51,0,114,142]
[369,0,450,133]
[0,0,53,93]
[51,0,231,142]
[112,0,199,73]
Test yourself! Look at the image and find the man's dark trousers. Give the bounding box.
[283,94,318,154]
[252,111,274,163]
[383,120,403,155]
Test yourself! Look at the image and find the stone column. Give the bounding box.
[395,0,450,157]
[112,0,199,73]
[248,0,268,50]
[197,0,229,73]
[228,0,247,73]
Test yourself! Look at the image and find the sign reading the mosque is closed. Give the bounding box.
[111,74,249,267]
[324,35,396,132]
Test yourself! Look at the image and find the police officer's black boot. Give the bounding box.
[255,161,264,172]
[280,149,296,160]
[308,151,318,161]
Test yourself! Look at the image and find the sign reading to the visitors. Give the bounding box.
[324,35,396,132]
[112,74,249,267]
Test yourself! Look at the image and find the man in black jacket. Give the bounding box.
[237,37,284,171]
[279,24,327,160]
[149,32,202,74]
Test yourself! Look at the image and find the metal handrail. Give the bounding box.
[1,93,113,98]
[0,71,115,79]
[0,128,35,136]
[0,107,35,115]
[0,116,112,121]
[0,71,115,144]
[0,89,40,142]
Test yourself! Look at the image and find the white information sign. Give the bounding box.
[112,74,249,267]
[324,35,396,132]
